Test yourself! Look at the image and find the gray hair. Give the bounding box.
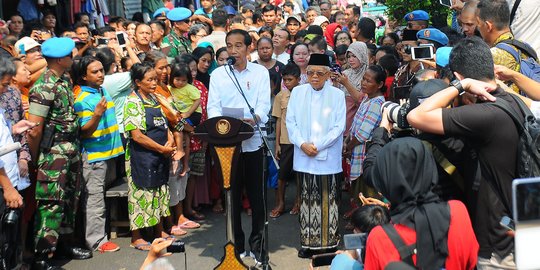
[0,57,16,79]
[306,6,321,15]
[189,24,207,37]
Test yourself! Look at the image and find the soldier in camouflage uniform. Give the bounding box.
[27,37,91,270]
[161,8,193,62]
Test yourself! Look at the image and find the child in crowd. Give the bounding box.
[215,47,228,66]
[270,62,301,218]
[169,64,202,176]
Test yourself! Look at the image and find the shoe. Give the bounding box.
[98,241,120,253]
[239,251,248,259]
[56,246,93,260]
[297,248,313,259]
[33,260,64,270]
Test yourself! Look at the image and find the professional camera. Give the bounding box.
[381,79,450,134]
[381,101,411,130]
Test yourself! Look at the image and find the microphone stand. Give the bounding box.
[226,62,277,270]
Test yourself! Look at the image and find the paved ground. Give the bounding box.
[61,187,348,270]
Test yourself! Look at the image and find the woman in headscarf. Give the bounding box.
[362,131,478,270]
[324,23,342,48]
[335,41,369,135]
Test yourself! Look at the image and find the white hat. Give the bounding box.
[313,16,330,26]
[14,37,40,55]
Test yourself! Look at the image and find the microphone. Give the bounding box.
[226,56,236,66]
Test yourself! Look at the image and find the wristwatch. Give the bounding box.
[450,79,465,95]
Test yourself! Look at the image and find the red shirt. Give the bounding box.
[364,200,479,270]
[383,76,394,100]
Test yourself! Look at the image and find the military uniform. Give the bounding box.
[161,30,191,61]
[161,7,193,61]
[28,40,80,255]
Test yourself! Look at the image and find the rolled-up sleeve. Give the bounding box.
[207,70,221,119]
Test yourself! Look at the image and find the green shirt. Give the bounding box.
[29,69,79,135]
[161,31,191,62]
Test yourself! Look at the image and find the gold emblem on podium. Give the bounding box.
[217,119,231,135]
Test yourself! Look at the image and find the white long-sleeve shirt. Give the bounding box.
[286,82,346,175]
[0,112,23,190]
[208,62,271,152]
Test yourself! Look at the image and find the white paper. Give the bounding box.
[222,107,244,119]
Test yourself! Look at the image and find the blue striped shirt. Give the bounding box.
[74,85,124,163]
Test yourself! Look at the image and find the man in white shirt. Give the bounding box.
[272,28,291,65]
[286,53,346,258]
[207,29,271,264]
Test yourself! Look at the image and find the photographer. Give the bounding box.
[361,134,478,270]
[407,36,520,269]
[332,205,390,266]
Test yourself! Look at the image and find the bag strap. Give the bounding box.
[496,42,522,64]
[500,39,539,61]
[510,0,522,25]
[381,224,416,268]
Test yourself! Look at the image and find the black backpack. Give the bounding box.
[492,94,540,179]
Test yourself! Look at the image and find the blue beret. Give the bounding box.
[436,47,452,67]
[167,7,192,22]
[404,10,430,21]
[417,28,449,46]
[224,5,237,15]
[153,8,170,18]
[42,37,75,58]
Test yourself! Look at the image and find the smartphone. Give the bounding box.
[440,0,452,8]
[500,216,515,231]
[116,32,127,47]
[97,38,109,46]
[344,233,367,250]
[331,63,342,75]
[311,253,337,267]
[411,46,434,60]
[166,240,185,253]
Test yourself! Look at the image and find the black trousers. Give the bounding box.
[231,148,266,260]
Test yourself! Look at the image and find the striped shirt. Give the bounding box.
[74,85,124,163]
[349,95,384,180]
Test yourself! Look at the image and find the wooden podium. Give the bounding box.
[194,116,254,270]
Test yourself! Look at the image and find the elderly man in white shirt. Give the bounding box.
[286,53,346,258]
[207,29,271,264]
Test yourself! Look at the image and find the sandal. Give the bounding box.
[269,208,284,218]
[212,204,224,213]
[130,240,151,251]
[179,219,200,229]
[289,204,300,215]
[170,225,188,236]
[186,211,205,221]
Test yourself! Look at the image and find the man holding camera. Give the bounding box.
[407,36,519,269]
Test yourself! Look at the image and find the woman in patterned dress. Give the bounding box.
[124,63,176,250]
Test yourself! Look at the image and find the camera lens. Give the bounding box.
[4,210,19,225]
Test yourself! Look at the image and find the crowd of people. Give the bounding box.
[0,0,539,269]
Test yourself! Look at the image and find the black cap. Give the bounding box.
[308,53,331,67]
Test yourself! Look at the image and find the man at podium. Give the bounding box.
[207,29,271,264]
